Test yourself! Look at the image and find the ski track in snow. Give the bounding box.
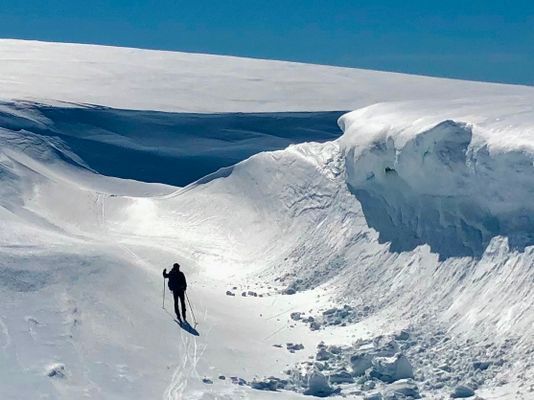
[163,313,209,400]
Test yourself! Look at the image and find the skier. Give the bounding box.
[163,263,187,323]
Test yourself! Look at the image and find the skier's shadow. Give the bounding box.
[175,320,200,336]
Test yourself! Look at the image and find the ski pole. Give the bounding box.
[162,277,166,309]
[185,292,198,327]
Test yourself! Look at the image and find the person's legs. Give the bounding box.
[178,291,187,321]
[172,291,182,322]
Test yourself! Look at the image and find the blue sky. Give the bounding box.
[1,1,532,85]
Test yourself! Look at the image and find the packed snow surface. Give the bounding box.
[1,39,533,113]
[0,40,533,400]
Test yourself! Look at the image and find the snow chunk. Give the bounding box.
[384,379,420,398]
[46,363,66,378]
[251,376,286,391]
[286,343,304,352]
[370,354,414,383]
[394,330,410,341]
[303,371,335,397]
[328,369,354,384]
[290,312,302,321]
[364,393,383,400]
[451,385,475,398]
[472,360,491,371]
[351,353,374,376]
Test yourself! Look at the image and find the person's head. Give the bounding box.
[173,263,180,270]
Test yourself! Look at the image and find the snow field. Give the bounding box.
[1,39,533,113]
[0,40,533,399]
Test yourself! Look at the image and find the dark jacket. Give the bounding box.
[163,267,187,292]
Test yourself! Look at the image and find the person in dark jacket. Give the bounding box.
[163,263,187,322]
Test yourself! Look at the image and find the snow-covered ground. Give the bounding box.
[0,101,344,186]
[0,39,533,400]
[1,39,533,113]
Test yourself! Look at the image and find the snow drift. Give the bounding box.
[340,100,534,259]
[0,101,343,186]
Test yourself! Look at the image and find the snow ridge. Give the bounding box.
[343,118,534,259]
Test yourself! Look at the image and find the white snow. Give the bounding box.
[1,39,533,113]
[0,39,533,400]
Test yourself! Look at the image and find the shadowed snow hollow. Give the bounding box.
[0,101,344,186]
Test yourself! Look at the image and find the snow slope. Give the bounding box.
[0,40,533,399]
[1,39,533,113]
[0,101,344,186]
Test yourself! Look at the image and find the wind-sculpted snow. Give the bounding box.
[0,101,343,186]
[138,99,532,398]
[339,100,534,259]
[1,95,533,398]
